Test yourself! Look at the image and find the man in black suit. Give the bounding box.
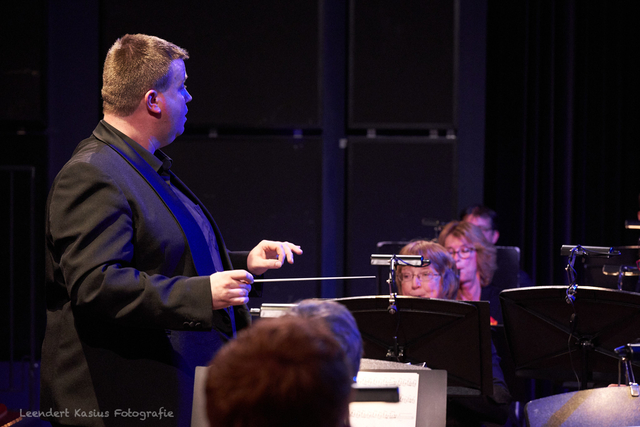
[41,34,301,427]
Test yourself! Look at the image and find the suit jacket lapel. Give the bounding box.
[92,123,217,276]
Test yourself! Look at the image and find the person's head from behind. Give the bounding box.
[205,316,352,427]
[461,204,500,245]
[395,240,458,299]
[102,34,192,145]
[438,221,497,289]
[288,299,363,378]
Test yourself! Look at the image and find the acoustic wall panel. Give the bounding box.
[349,0,458,129]
[345,137,457,296]
[0,0,46,128]
[163,136,323,306]
[101,1,322,129]
[0,134,48,360]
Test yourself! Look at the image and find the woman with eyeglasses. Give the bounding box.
[438,220,502,325]
[395,238,510,426]
[395,240,459,299]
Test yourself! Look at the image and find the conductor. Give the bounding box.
[40,34,301,427]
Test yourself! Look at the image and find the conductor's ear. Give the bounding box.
[145,90,161,114]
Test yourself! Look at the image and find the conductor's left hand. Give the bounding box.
[247,240,303,276]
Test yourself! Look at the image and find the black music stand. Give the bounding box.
[581,245,640,292]
[499,286,640,389]
[334,295,494,396]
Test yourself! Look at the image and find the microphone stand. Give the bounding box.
[370,253,424,316]
[563,244,621,389]
[387,256,398,315]
[564,246,580,304]
[563,244,621,304]
[369,253,425,362]
[383,255,400,361]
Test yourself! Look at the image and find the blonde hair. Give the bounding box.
[102,34,189,116]
[438,221,497,288]
[396,240,459,299]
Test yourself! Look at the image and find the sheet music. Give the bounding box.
[350,371,419,427]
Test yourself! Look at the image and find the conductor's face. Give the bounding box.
[157,59,192,146]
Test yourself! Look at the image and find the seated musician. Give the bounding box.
[437,220,504,325]
[396,240,459,300]
[396,240,511,426]
[287,298,363,379]
[205,316,353,427]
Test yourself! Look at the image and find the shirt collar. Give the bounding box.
[154,150,173,175]
[100,120,172,174]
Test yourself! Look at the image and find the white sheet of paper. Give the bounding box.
[350,371,419,427]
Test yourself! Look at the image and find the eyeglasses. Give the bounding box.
[447,247,475,259]
[400,272,441,283]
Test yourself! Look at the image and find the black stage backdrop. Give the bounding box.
[7,0,640,362]
[485,1,640,286]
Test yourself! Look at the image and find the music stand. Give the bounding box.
[581,245,640,292]
[334,295,493,396]
[500,286,640,389]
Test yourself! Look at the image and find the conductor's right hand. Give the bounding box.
[209,270,254,310]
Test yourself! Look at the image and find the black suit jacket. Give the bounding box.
[41,121,250,426]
